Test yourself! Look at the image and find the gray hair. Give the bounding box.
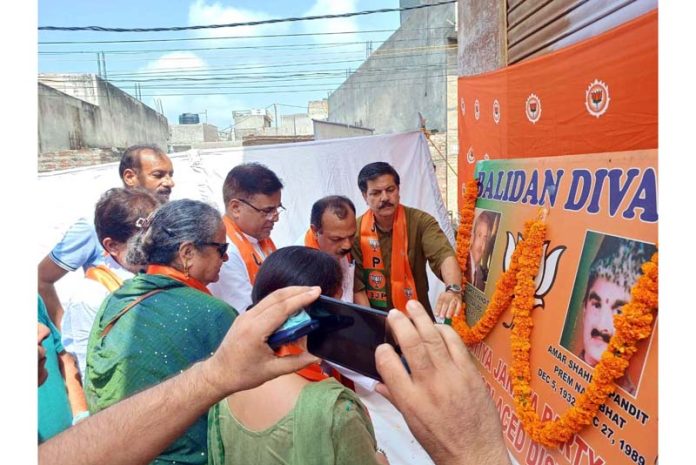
[127,199,222,266]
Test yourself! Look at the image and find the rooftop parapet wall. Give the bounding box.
[38,75,168,154]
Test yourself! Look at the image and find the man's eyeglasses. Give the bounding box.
[198,242,229,258]
[236,198,286,218]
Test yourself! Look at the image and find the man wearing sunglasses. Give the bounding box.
[208,163,285,313]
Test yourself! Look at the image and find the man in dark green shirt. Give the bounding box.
[352,162,463,320]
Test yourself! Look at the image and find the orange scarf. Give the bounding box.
[223,216,276,284]
[146,264,211,295]
[85,265,124,293]
[304,228,320,249]
[276,343,355,390]
[360,205,417,311]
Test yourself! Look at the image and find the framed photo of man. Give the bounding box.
[560,231,657,397]
[467,209,501,293]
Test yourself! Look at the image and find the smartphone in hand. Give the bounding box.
[305,295,399,381]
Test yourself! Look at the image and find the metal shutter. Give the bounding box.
[506,0,657,64]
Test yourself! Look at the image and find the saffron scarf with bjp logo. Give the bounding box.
[359,205,417,311]
[223,215,276,284]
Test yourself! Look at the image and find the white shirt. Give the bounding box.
[294,233,355,303]
[208,231,270,314]
[338,255,355,303]
[61,255,133,382]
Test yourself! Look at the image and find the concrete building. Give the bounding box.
[169,123,220,152]
[313,120,374,140]
[327,0,459,213]
[279,114,313,136]
[328,0,456,134]
[308,99,329,121]
[38,74,168,154]
[232,109,273,140]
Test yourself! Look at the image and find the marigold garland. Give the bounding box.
[452,179,528,344]
[508,224,659,447]
[451,178,659,446]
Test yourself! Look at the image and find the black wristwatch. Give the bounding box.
[445,284,462,295]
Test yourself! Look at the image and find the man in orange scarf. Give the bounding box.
[208,163,284,313]
[303,195,370,306]
[352,162,462,321]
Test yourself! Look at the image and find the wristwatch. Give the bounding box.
[445,284,462,295]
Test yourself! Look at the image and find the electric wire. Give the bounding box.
[39,1,456,32]
[38,27,451,45]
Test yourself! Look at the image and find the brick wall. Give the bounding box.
[38,148,121,173]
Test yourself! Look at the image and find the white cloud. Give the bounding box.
[142,51,208,74]
[302,0,359,43]
[139,51,244,129]
[187,0,290,40]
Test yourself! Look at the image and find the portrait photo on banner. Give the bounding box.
[467,208,501,293]
[560,231,656,398]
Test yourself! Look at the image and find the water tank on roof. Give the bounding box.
[179,113,200,124]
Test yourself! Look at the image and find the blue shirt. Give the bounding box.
[49,217,105,272]
[38,296,73,442]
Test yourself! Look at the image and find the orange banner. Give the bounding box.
[464,150,657,465]
[457,10,657,206]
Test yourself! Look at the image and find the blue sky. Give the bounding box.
[38,0,402,129]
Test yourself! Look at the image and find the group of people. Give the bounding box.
[37,144,512,465]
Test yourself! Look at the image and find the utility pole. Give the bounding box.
[274,103,278,134]
[230,111,234,141]
[101,52,108,80]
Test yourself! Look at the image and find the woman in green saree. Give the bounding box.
[85,199,237,465]
[208,246,388,465]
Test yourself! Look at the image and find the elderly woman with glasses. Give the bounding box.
[85,199,237,465]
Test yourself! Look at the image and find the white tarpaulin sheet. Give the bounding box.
[37,130,450,464]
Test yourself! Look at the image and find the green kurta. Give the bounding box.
[207,378,380,465]
[85,273,237,465]
[352,205,455,318]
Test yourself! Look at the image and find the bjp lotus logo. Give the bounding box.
[525,93,541,124]
[492,99,501,124]
[474,99,480,120]
[585,79,610,117]
[460,97,466,116]
[502,232,566,307]
[368,239,380,251]
[369,271,385,289]
[404,287,413,299]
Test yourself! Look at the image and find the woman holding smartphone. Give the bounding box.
[207,246,388,465]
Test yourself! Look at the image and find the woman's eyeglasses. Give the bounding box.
[198,242,229,258]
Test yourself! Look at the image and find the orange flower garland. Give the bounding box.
[508,222,659,447]
[454,179,478,277]
[452,178,659,445]
[452,179,527,344]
